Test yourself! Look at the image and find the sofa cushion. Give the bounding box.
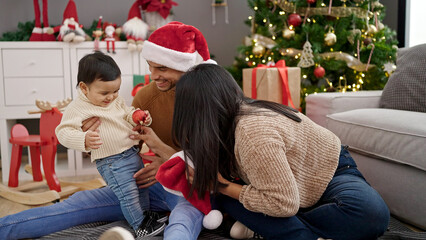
[305,91,382,127]
[379,44,426,113]
[326,108,426,171]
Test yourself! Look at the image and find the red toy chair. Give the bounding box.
[2,99,106,205]
[8,100,71,191]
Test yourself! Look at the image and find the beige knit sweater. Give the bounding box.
[55,89,139,162]
[235,106,341,217]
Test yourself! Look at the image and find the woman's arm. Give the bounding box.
[130,125,177,189]
[217,174,242,200]
[130,125,176,160]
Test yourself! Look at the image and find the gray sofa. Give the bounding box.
[305,44,426,230]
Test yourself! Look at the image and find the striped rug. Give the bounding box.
[40,216,426,240]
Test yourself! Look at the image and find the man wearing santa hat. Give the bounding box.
[0,22,219,240]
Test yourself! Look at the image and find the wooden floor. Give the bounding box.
[0,161,423,233]
[0,165,102,218]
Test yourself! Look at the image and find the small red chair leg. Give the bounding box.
[29,146,43,182]
[9,144,23,187]
[41,144,61,192]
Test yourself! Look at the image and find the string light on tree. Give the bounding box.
[230,0,398,107]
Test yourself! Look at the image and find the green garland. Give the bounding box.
[0,21,35,41]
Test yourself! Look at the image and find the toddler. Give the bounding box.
[56,51,165,237]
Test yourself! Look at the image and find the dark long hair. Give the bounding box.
[172,64,301,198]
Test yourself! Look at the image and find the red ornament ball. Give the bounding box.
[307,0,316,4]
[288,13,302,27]
[314,66,326,78]
[132,110,147,124]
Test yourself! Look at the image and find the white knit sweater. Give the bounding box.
[55,89,139,162]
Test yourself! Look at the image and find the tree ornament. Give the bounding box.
[366,24,378,35]
[377,22,384,31]
[307,0,316,4]
[324,31,337,46]
[297,41,315,68]
[363,37,372,46]
[288,13,302,27]
[383,62,396,75]
[347,29,361,45]
[252,44,266,57]
[314,66,326,78]
[283,28,295,39]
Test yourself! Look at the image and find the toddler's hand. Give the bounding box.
[85,129,102,150]
[132,110,152,126]
[142,110,152,126]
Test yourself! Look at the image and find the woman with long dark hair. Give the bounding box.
[169,63,389,240]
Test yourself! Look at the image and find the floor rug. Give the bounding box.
[39,216,426,240]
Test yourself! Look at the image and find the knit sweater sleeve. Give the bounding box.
[236,120,300,217]
[116,96,138,127]
[55,101,88,152]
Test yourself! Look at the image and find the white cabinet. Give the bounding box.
[0,41,150,183]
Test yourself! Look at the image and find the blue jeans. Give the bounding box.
[0,180,203,239]
[216,146,390,240]
[95,147,149,230]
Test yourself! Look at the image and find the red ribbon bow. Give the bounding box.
[251,60,296,109]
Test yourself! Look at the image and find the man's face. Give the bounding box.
[147,61,184,91]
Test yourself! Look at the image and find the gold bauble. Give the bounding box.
[366,24,378,35]
[252,45,266,56]
[283,29,295,39]
[324,32,337,46]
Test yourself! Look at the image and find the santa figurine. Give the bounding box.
[104,24,117,54]
[29,0,56,41]
[122,0,149,52]
[92,16,103,51]
[56,0,86,43]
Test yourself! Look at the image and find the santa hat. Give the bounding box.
[141,21,217,72]
[63,0,78,23]
[96,16,103,30]
[128,0,142,20]
[156,151,223,230]
[122,1,148,41]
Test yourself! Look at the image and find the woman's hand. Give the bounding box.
[82,117,101,132]
[217,173,231,185]
[133,153,163,189]
[130,126,176,160]
[217,173,242,200]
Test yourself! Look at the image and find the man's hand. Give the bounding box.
[85,129,102,149]
[134,154,164,188]
[82,117,101,132]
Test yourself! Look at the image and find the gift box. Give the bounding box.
[132,74,151,96]
[243,62,301,110]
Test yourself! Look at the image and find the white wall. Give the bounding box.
[406,0,426,47]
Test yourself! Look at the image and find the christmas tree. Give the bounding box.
[228,0,398,110]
